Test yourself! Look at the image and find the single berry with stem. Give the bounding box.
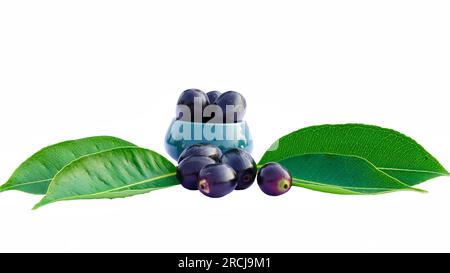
[220,148,257,190]
[257,163,292,196]
[177,156,217,190]
[198,163,237,198]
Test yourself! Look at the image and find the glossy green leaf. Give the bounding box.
[260,124,449,186]
[0,136,136,194]
[33,147,178,209]
[279,153,425,194]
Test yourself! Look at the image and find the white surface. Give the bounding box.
[0,0,449,253]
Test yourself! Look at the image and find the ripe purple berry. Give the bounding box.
[206,91,221,104]
[214,91,246,123]
[198,163,237,198]
[257,163,292,196]
[178,144,222,163]
[177,156,217,190]
[176,89,209,122]
[220,148,256,190]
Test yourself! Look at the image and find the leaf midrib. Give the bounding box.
[378,167,450,175]
[0,178,52,191]
[33,172,177,209]
[1,145,138,193]
[260,162,448,176]
[292,178,424,192]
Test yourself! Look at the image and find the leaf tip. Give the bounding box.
[32,198,50,210]
[32,203,44,210]
[0,183,9,193]
[411,187,428,194]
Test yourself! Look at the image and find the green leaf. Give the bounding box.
[33,147,178,209]
[259,124,449,186]
[0,136,136,194]
[279,153,425,194]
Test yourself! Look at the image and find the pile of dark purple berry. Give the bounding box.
[176,89,247,123]
[176,144,293,198]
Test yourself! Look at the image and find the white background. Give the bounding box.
[0,0,449,253]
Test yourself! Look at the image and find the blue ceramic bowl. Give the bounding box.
[165,119,253,161]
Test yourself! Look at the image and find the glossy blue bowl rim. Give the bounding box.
[164,119,253,160]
